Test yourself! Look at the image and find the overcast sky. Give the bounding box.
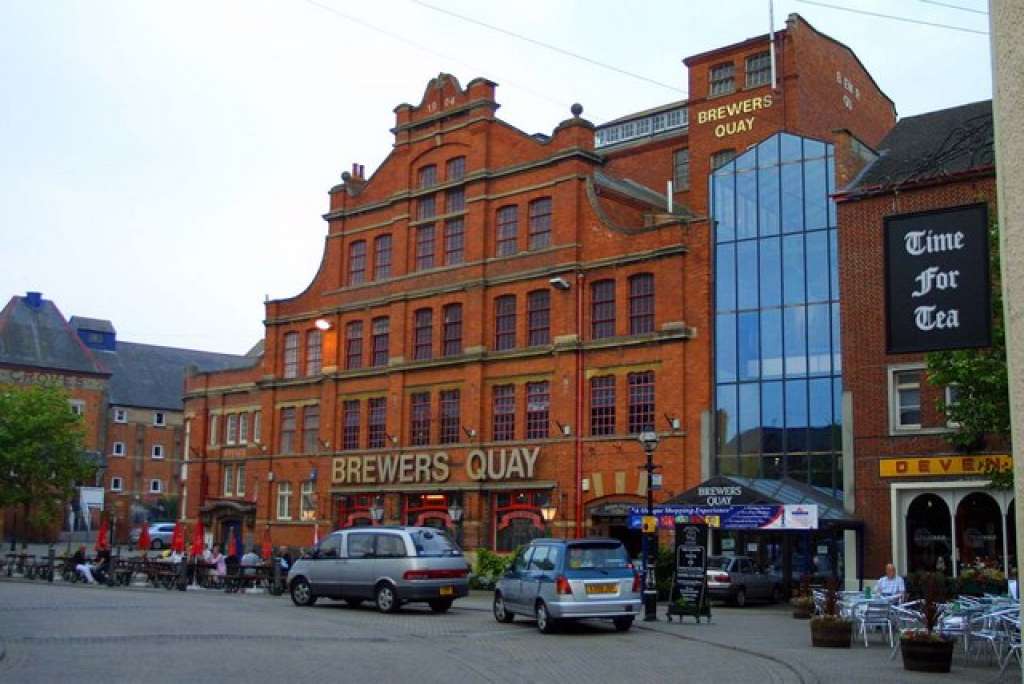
[0,0,992,355]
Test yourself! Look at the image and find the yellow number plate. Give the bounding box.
[585,583,617,595]
[439,585,454,596]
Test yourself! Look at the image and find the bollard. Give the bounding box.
[272,556,281,595]
[48,546,55,583]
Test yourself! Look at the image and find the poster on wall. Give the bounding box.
[884,203,991,353]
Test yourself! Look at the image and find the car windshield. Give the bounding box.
[565,543,629,570]
[411,529,462,557]
[708,556,733,571]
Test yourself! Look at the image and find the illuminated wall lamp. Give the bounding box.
[314,318,332,331]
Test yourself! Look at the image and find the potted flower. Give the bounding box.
[790,575,814,619]
[809,579,852,647]
[901,572,955,673]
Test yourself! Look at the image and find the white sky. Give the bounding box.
[0,0,992,354]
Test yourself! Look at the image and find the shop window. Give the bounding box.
[629,273,655,334]
[709,62,735,96]
[492,384,516,441]
[279,407,296,455]
[226,414,238,445]
[405,493,454,530]
[444,218,464,265]
[528,197,552,250]
[306,330,322,376]
[527,290,550,346]
[673,149,690,190]
[417,164,436,189]
[345,321,363,370]
[496,206,518,257]
[446,156,465,181]
[368,397,387,449]
[956,492,1004,572]
[343,400,360,450]
[277,482,292,520]
[282,332,299,379]
[745,51,772,88]
[494,491,546,552]
[591,279,616,339]
[303,405,320,453]
[590,376,616,436]
[374,234,392,280]
[443,304,462,356]
[413,308,433,361]
[410,392,431,446]
[223,465,234,497]
[526,381,550,439]
[416,224,436,270]
[494,295,517,351]
[348,240,367,285]
[372,317,389,367]
[238,413,248,444]
[300,481,317,521]
[446,187,465,213]
[628,371,655,434]
[906,493,952,575]
[439,390,460,444]
[890,368,922,431]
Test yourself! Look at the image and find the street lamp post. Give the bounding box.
[447,500,464,547]
[637,431,661,622]
[540,500,558,538]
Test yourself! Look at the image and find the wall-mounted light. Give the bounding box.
[267,471,275,482]
[555,421,572,436]
[462,426,477,439]
[385,433,399,445]
[664,413,681,431]
[548,276,571,291]
[314,318,332,331]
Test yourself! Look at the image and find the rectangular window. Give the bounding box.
[209,414,218,446]
[151,444,164,459]
[629,273,655,335]
[418,195,436,220]
[414,309,432,361]
[283,332,299,379]
[226,414,238,445]
[526,381,550,439]
[591,280,616,339]
[711,149,737,171]
[277,482,292,520]
[236,464,245,496]
[113,408,127,423]
[590,376,616,436]
[418,164,436,189]
[628,371,655,434]
[528,198,552,250]
[673,149,690,190]
[69,400,85,416]
[709,62,735,96]
[223,465,234,496]
[306,330,322,376]
[494,295,517,351]
[527,290,550,346]
[446,187,465,213]
[368,397,387,449]
[374,234,392,280]
[238,413,248,444]
[945,385,961,427]
[410,392,431,446]
[416,224,435,270]
[253,411,262,443]
[371,317,389,367]
[443,304,462,356]
[439,389,460,444]
[343,400,360,450]
[492,384,515,441]
[496,206,518,256]
[279,407,296,455]
[892,369,922,430]
[444,218,465,265]
[345,321,363,370]
[745,51,772,88]
[303,405,320,453]
[153,412,166,427]
[112,441,125,457]
[149,479,163,494]
[446,156,465,181]
[300,480,316,521]
[110,476,123,493]
[348,240,367,285]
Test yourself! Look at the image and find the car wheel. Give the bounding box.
[290,578,317,607]
[536,601,559,634]
[733,588,747,607]
[151,539,163,550]
[613,617,634,632]
[493,592,515,623]
[344,599,363,608]
[429,599,454,613]
[771,585,782,603]
[375,583,400,613]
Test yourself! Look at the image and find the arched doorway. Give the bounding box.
[956,492,1003,572]
[906,493,952,575]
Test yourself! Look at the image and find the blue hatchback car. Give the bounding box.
[493,538,641,633]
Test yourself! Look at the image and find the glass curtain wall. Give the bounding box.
[712,133,842,497]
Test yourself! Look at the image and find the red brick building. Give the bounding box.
[836,100,1009,582]
[182,13,900,563]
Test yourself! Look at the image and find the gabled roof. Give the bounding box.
[842,100,993,197]
[0,295,107,376]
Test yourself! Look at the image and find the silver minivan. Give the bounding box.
[287,526,470,613]
[493,538,641,633]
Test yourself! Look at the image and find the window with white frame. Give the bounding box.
[113,408,128,423]
[110,476,123,492]
[153,411,166,427]
[891,368,923,431]
[226,414,238,445]
[209,415,218,446]
[112,441,126,457]
[69,400,85,416]
[253,411,262,443]
[238,412,248,444]
[945,385,962,427]
[149,479,163,494]
[300,481,316,521]
[223,464,234,496]
[151,444,164,459]
[236,464,246,497]
[277,482,293,520]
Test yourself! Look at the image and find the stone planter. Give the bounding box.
[810,617,852,647]
[901,636,955,673]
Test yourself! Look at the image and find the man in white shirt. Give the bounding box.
[876,563,906,600]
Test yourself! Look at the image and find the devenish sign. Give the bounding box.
[884,204,991,353]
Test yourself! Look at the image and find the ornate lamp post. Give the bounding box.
[637,431,661,622]
[447,500,464,546]
[369,496,385,525]
[540,500,558,537]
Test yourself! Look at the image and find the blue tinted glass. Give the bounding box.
[759,237,781,307]
[762,381,784,454]
[780,133,803,162]
[758,165,780,236]
[807,303,831,376]
[806,230,829,302]
[738,312,760,381]
[758,134,779,168]
[803,138,826,159]
[739,383,760,454]
[736,147,756,172]
[808,378,833,451]
[782,234,805,305]
[833,377,843,450]
[760,308,783,379]
[803,158,828,230]
[787,453,809,482]
[716,313,737,382]
[785,379,808,453]
[716,243,736,312]
[831,301,842,373]
[717,384,738,455]
[829,229,839,299]
[781,162,803,233]
[784,305,807,376]
[827,154,837,227]
[737,240,758,310]
[810,453,833,490]
[736,169,758,239]
[713,173,735,242]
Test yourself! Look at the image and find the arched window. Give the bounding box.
[956,492,1003,572]
[906,493,952,575]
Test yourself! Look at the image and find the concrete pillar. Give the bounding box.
[989,0,1024,636]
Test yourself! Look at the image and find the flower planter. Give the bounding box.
[810,618,852,647]
[901,637,955,673]
[791,600,814,619]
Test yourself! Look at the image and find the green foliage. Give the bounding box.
[473,548,513,581]
[0,384,91,527]
[927,223,1010,456]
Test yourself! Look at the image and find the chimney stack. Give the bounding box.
[25,291,42,309]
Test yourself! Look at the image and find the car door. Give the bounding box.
[373,532,409,587]
[521,545,549,609]
[504,546,533,610]
[344,531,377,599]
[307,533,344,597]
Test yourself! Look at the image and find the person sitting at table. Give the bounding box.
[92,549,111,584]
[72,545,96,584]
[876,563,906,600]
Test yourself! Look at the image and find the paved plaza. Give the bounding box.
[0,579,1013,683]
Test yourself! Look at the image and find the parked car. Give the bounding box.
[493,538,641,633]
[287,526,469,613]
[130,522,176,549]
[705,555,782,606]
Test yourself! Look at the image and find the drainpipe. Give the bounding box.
[575,271,585,538]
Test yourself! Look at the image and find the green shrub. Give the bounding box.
[470,548,514,589]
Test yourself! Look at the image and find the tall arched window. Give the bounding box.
[956,492,1003,572]
[906,493,952,575]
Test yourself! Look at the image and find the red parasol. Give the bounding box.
[227,532,237,558]
[190,519,205,557]
[170,521,186,554]
[138,524,151,552]
[95,519,110,552]
[260,526,273,561]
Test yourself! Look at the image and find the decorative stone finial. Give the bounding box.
[341,171,352,182]
[571,103,583,118]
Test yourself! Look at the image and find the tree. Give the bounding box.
[927,222,1011,455]
[0,383,92,530]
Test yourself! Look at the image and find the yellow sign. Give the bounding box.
[695,94,774,138]
[641,516,658,533]
[879,454,1011,478]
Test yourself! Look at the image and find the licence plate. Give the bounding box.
[439,585,454,596]
[585,583,617,595]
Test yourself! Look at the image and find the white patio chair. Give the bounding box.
[855,600,894,648]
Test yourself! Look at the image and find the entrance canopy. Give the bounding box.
[668,475,857,525]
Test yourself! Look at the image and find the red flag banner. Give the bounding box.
[138,524,151,552]
[95,519,110,552]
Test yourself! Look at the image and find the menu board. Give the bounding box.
[670,523,710,622]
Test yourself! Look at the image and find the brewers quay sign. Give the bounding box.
[332,446,540,485]
[695,94,774,138]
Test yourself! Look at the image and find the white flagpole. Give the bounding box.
[769,0,778,90]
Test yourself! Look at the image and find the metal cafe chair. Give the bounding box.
[888,604,925,660]
[999,614,1022,674]
[855,600,895,648]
